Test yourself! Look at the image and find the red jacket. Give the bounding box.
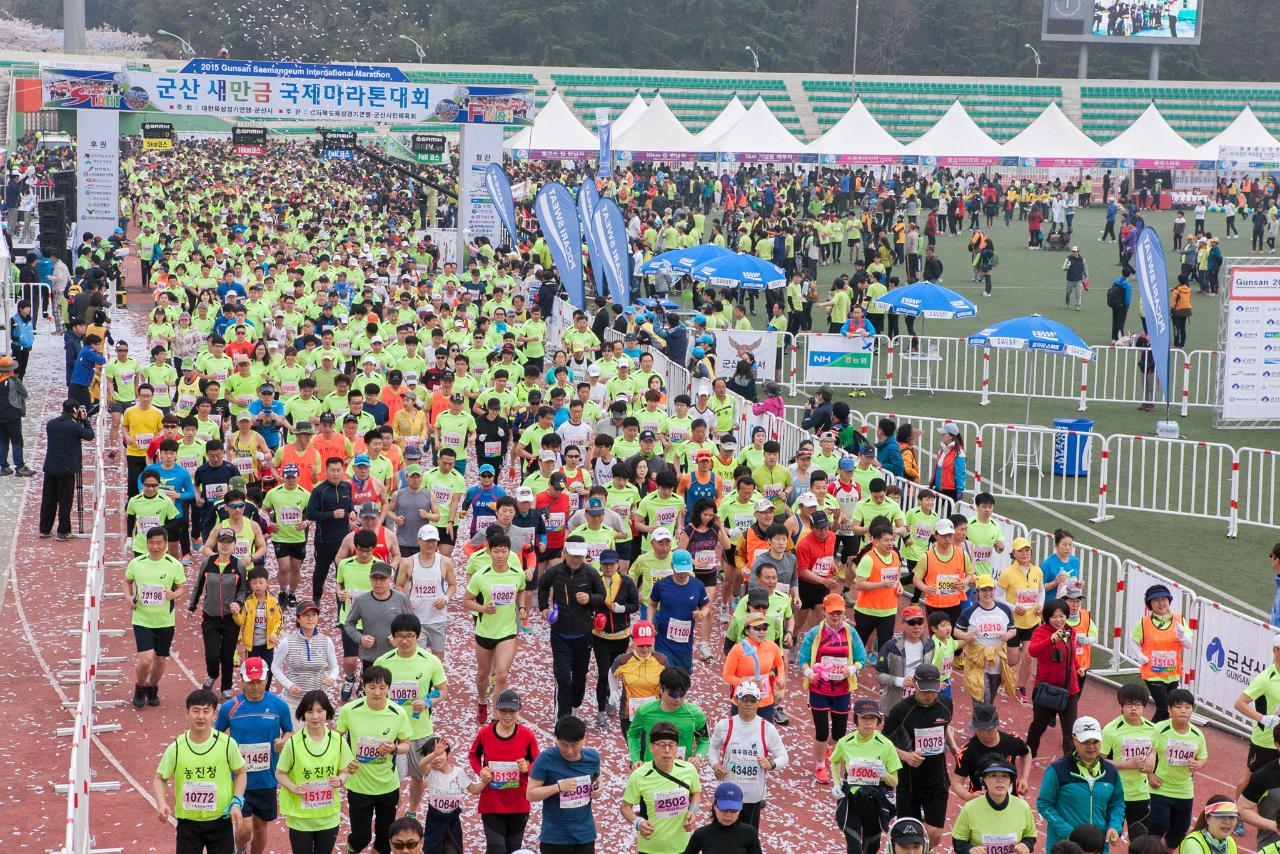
[1028,623,1080,695]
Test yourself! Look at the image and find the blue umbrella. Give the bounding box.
[967,314,1092,423]
[691,252,786,291]
[638,244,731,275]
[874,282,976,319]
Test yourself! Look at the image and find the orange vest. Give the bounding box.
[1072,610,1093,672]
[277,442,321,491]
[1138,613,1183,681]
[921,545,966,608]
[311,433,350,467]
[856,548,901,614]
[739,525,778,574]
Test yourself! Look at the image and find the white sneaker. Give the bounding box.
[698,641,715,663]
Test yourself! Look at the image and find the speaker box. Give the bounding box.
[39,197,67,256]
[52,170,76,221]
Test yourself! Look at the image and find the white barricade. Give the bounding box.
[861,411,981,493]
[1100,434,1238,536]
[1119,560,1199,684]
[983,346,1087,409]
[974,423,1107,514]
[1027,528,1135,674]
[890,335,987,398]
[1235,446,1279,531]
[1181,349,1221,415]
[1087,345,1180,412]
[1191,598,1276,732]
[885,471,957,519]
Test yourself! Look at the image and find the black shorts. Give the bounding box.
[897,784,948,829]
[341,631,359,658]
[163,518,183,543]
[108,400,129,415]
[615,540,635,562]
[799,580,830,610]
[475,633,517,651]
[241,787,278,821]
[273,541,306,561]
[134,625,175,656]
[834,534,860,563]
[542,546,563,562]
[1009,626,1035,648]
[1249,743,1279,772]
[694,570,718,588]
[435,525,455,546]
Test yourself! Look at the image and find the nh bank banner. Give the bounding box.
[803,333,873,386]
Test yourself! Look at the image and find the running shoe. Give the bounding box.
[57,533,79,542]
[340,678,355,702]
[221,689,234,701]
[596,710,609,729]
[773,708,790,726]
[0,467,13,476]
[146,685,160,707]
[277,591,289,609]
[14,467,35,477]
[131,684,146,709]
[201,676,215,690]
[476,704,489,725]
[815,763,831,784]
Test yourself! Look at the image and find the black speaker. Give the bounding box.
[53,170,76,221]
[39,197,67,256]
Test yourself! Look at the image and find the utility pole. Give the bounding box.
[63,0,87,53]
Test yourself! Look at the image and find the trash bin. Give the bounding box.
[1053,418,1094,477]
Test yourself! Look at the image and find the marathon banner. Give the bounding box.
[534,182,585,308]
[803,332,873,387]
[591,197,632,308]
[596,108,612,178]
[140,121,174,150]
[1219,145,1280,171]
[482,163,519,246]
[231,126,266,156]
[41,66,534,126]
[713,330,780,381]
[1133,227,1172,404]
[578,179,607,298]
[1193,599,1275,729]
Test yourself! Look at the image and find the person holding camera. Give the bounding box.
[39,398,95,540]
[1025,598,1084,758]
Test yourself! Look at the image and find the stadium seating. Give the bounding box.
[804,79,1062,142]
[1081,85,1280,143]
[551,73,802,133]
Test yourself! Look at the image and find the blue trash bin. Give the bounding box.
[1053,418,1094,476]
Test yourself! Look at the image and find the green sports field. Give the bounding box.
[728,205,1279,615]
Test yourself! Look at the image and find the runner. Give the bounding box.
[1130,583,1195,722]
[336,666,413,854]
[463,532,525,723]
[124,525,186,708]
[626,666,710,768]
[591,549,641,729]
[396,526,456,657]
[526,715,603,853]
[270,599,340,714]
[950,761,1036,854]
[468,689,540,854]
[621,721,702,854]
[649,549,710,673]
[952,703,1033,801]
[262,464,311,608]
[1101,683,1158,840]
[189,528,249,698]
[539,536,607,719]
[274,691,353,854]
[882,663,956,849]
[709,680,789,829]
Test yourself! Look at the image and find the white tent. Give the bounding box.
[694,95,748,146]
[611,93,704,160]
[1194,105,1280,160]
[805,97,907,161]
[705,96,806,161]
[905,101,1005,161]
[503,91,598,158]
[1103,103,1200,162]
[1001,101,1109,163]
[609,92,649,137]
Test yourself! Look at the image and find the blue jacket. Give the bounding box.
[930,447,967,494]
[1113,277,1132,309]
[70,347,106,388]
[64,330,83,385]
[139,463,196,520]
[1036,753,1126,853]
[10,314,34,349]
[1271,576,1280,628]
[876,435,905,478]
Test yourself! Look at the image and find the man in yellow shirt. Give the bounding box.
[123,384,165,499]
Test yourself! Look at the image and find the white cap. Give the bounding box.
[1072,716,1103,742]
[696,383,712,396]
[515,487,534,501]
[417,526,440,542]
[797,492,819,508]
[735,680,763,700]
[617,357,632,369]
[754,498,774,513]
[650,526,672,542]
[934,518,955,535]
[538,450,558,463]
[565,540,589,557]
[370,335,384,344]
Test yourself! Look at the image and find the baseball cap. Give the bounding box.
[810,511,830,529]
[719,435,737,450]
[796,448,812,458]
[1063,583,1085,599]
[744,613,769,628]
[515,487,534,502]
[982,760,1016,777]
[319,411,336,423]
[650,526,672,543]
[797,491,819,507]
[479,464,497,476]
[404,464,423,477]
[754,498,774,513]
[913,663,942,692]
[549,472,566,487]
[746,588,770,609]
[236,413,252,422]
[823,593,846,613]
[901,605,925,622]
[241,656,268,682]
[538,450,558,463]
[938,423,960,436]
[418,525,440,541]
[599,549,619,565]
[934,518,955,535]
[858,445,875,457]
[216,528,237,542]
[972,703,1000,729]
[281,464,300,478]
[293,420,315,434]
[671,549,693,573]
[486,397,501,410]
[890,818,928,847]
[352,453,371,467]
[734,681,763,701]
[632,620,657,645]
[449,392,464,403]
[494,689,521,711]
[1071,245,1080,252]
[565,540,589,558]
[586,497,605,516]
[404,445,423,459]
[587,364,601,376]
[359,502,380,517]
[368,561,394,578]
[294,598,320,616]
[714,781,745,811]
[853,698,882,718]
[639,430,657,442]
[693,448,713,461]
[1011,536,1032,552]
[1072,716,1103,742]
[838,457,856,471]
[975,574,996,589]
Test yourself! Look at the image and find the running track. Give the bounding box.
[0,270,1256,854]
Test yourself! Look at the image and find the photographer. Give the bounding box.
[39,398,95,541]
[1025,598,1083,758]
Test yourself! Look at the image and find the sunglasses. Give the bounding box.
[747,623,768,631]
[904,618,925,627]
[390,841,422,851]
[665,690,685,699]
[226,503,246,510]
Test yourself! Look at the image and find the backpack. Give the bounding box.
[1106,283,1126,308]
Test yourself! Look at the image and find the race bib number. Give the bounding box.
[665,619,692,645]
[629,697,655,718]
[119,370,136,386]
[279,506,302,526]
[546,512,566,532]
[442,431,462,448]
[971,545,994,564]
[938,655,955,680]
[233,456,254,475]
[982,833,1018,854]
[300,780,335,810]
[137,515,162,534]
[1015,589,1039,608]
[181,781,218,813]
[654,506,680,527]
[975,620,1007,641]
[846,758,884,786]
[813,556,835,578]
[356,735,385,763]
[1121,736,1152,761]
[177,395,196,411]
[241,742,272,773]
[653,788,689,821]
[1150,649,1178,672]
[139,584,166,607]
[484,441,502,458]
[558,775,593,809]
[430,487,453,507]
[211,370,229,383]
[586,540,608,564]
[429,794,462,812]
[389,680,418,703]
[280,381,299,396]
[489,584,517,607]
[135,433,154,450]
[1166,738,1198,766]
[762,483,783,499]
[179,455,199,473]
[914,726,945,756]
[935,574,959,595]
[232,540,250,561]
[235,394,252,407]
[412,580,439,601]
[205,483,228,500]
[913,523,934,542]
[489,760,520,789]
[693,550,718,571]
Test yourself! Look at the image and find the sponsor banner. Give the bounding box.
[180,58,408,82]
[1222,266,1280,421]
[596,108,612,178]
[818,153,915,165]
[718,152,802,164]
[321,130,355,160]
[803,333,873,386]
[534,182,585,307]
[511,148,596,161]
[578,179,607,298]
[616,149,704,162]
[482,163,519,246]
[1219,145,1280,171]
[1134,228,1172,403]
[42,66,533,125]
[712,330,780,380]
[459,124,504,249]
[592,198,632,307]
[76,109,120,245]
[1194,599,1275,727]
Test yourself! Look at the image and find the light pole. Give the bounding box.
[398,34,427,62]
[852,0,861,97]
[157,29,196,57]
[1024,43,1042,79]
[744,45,759,74]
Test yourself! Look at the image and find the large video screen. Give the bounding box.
[1042,0,1203,45]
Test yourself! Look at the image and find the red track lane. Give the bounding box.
[0,269,1255,854]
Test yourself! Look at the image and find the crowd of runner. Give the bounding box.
[17,136,1280,854]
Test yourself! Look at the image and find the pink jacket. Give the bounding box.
[752,396,784,417]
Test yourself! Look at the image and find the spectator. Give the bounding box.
[39,398,94,540]
[1037,716,1125,853]
[0,355,32,476]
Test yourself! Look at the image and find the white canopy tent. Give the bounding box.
[609,92,649,137]
[1103,103,1201,162]
[1001,101,1110,163]
[705,96,806,162]
[1194,105,1280,160]
[905,100,1005,162]
[693,95,748,146]
[805,97,908,162]
[611,93,704,160]
[503,91,598,158]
